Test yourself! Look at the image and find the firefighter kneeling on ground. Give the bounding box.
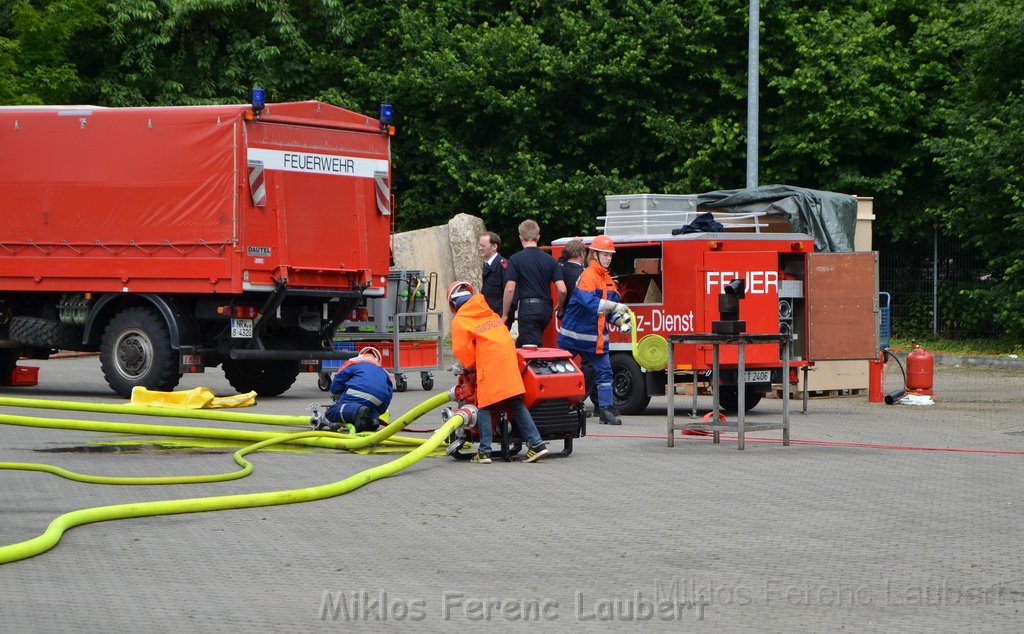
[448,281,549,463]
[311,346,393,433]
[557,234,631,426]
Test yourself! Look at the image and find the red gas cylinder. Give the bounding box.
[868,350,886,403]
[906,345,934,395]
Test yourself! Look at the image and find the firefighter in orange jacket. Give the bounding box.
[557,235,630,425]
[448,281,549,463]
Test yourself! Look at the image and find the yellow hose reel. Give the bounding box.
[626,309,669,371]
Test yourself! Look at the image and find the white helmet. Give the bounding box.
[358,346,383,365]
[446,280,475,313]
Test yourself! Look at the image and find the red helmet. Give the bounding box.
[446,280,475,313]
[358,346,383,365]
[589,235,616,253]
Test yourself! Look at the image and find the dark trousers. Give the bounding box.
[515,302,552,347]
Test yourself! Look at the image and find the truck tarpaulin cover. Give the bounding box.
[696,185,857,253]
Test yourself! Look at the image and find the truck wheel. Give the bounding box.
[9,316,85,351]
[718,386,764,413]
[100,307,180,398]
[611,354,651,415]
[222,359,299,397]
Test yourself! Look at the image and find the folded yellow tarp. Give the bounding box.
[130,386,258,409]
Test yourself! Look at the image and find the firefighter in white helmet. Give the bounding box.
[313,346,393,433]
[557,235,629,425]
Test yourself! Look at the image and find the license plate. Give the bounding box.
[744,370,771,383]
[231,318,254,338]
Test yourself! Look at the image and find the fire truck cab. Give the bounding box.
[549,193,877,414]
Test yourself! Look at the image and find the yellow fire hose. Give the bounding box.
[626,309,670,371]
[0,391,460,564]
[0,395,313,427]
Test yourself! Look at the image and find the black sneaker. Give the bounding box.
[524,444,549,463]
[471,452,492,464]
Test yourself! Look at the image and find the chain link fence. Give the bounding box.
[876,232,1000,338]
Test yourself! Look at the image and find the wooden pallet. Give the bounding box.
[771,387,866,399]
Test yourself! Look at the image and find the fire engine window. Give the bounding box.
[609,244,663,304]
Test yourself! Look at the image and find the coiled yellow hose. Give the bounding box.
[0,392,458,564]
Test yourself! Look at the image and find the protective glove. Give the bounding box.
[599,299,627,315]
[609,310,632,333]
[449,360,465,375]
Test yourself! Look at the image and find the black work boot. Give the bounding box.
[598,406,622,425]
[353,406,377,432]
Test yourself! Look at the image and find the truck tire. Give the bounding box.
[9,316,85,351]
[718,386,764,413]
[222,359,299,397]
[611,354,651,415]
[100,307,180,398]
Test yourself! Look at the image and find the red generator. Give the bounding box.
[446,347,586,460]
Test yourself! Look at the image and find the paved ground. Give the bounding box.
[1,355,1022,632]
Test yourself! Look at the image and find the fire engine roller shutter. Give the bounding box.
[806,252,878,360]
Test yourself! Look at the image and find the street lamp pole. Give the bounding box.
[746,0,760,188]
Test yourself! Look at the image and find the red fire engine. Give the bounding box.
[0,97,394,397]
[549,194,877,414]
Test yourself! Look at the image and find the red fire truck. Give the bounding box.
[549,194,877,414]
[0,99,394,397]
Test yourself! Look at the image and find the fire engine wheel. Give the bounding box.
[611,354,651,415]
[717,386,764,413]
[222,359,299,397]
[100,307,181,398]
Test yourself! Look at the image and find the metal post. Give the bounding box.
[933,222,938,335]
[737,342,746,450]
[666,339,675,447]
[746,0,760,188]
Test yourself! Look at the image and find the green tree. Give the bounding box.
[929,0,1024,333]
[0,0,105,104]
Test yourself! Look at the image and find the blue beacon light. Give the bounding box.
[251,88,266,117]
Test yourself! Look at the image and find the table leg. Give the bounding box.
[712,344,721,444]
[737,342,746,450]
[667,340,675,447]
[783,341,791,446]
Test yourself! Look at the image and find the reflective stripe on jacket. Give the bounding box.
[329,356,393,409]
[557,259,620,354]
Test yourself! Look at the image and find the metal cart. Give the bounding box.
[319,269,444,392]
